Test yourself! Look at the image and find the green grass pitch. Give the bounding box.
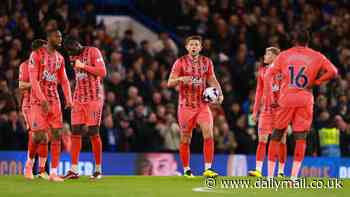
[0,176,348,197]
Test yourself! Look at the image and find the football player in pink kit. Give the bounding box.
[249,47,287,178]
[28,29,73,181]
[168,35,223,178]
[265,29,338,179]
[21,39,50,180]
[62,36,106,180]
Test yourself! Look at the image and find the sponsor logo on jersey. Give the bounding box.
[272,84,280,92]
[42,70,57,81]
[76,71,88,80]
[192,76,203,85]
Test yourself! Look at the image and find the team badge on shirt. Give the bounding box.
[201,65,208,73]
[55,61,61,70]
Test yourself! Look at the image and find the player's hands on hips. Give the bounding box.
[41,100,50,114]
[307,80,322,89]
[75,59,85,69]
[179,76,192,85]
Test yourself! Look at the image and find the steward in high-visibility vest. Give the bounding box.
[319,127,340,157]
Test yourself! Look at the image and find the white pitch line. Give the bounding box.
[192,187,230,194]
[192,187,213,192]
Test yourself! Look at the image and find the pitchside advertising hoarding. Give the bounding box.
[0,151,350,178]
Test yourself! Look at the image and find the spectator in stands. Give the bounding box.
[158,113,180,152]
[121,29,137,65]
[215,122,237,154]
[318,118,341,157]
[234,115,257,154]
[101,114,119,152]
[108,52,126,79]
[138,40,154,65]
[0,110,26,150]
[152,32,178,56]
[116,114,136,152]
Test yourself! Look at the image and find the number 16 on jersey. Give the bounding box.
[288,65,309,88]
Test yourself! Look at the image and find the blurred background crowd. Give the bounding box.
[0,0,350,157]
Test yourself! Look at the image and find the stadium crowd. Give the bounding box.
[0,0,350,157]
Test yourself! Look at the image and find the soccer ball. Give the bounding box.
[203,87,219,103]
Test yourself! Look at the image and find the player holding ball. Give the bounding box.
[167,35,223,178]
